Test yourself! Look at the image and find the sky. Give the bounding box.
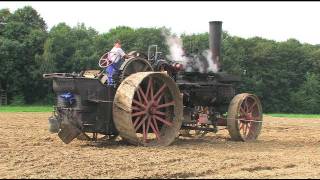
[2,1,320,45]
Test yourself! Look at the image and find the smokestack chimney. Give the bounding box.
[209,21,222,72]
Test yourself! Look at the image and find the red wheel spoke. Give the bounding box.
[145,77,152,100]
[144,116,152,141]
[150,78,154,101]
[157,101,175,109]
[244,98,249,112]
[239,106,246,116]
[248,101,257,113]
[133,116,141,127]
[132,110,147,117]
[138,86,148,104]
[136,87,142,102]
[239,122,244,130]
[249,123,256,135]
[142,120,146,142]
[247,123,252,135]
[133,99,146,109]
[135,115,148,131]
[242,123,246,134]
[150,117,161,140]
[155,90,165,104]
[155,110,166,116]
[244,123,248,136]
[154,115,173,126]
[132,106,141,111]
[154,84,167,100]
[153,116,160,135]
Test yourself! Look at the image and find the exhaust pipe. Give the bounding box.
[209,21,222,72]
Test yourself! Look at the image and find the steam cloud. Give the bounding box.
[162,30,218,73]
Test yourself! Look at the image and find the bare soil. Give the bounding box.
[0,112,319,179]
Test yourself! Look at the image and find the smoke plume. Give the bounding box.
[162,30,218,73]
[202,50,218,73]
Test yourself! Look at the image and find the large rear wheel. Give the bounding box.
[119,57,153,82]
[113,72,183,146]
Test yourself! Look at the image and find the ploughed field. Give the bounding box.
[0,112,319,178]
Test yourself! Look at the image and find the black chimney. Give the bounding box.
[209,21,222,72]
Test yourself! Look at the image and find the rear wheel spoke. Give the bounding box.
[154,84,167,100]
[154,115,173,126]
[133,116,141,127]
[138,86,148,104]
[155,110,166,116]
[145,77,152,99]
[153,116,160,134]
[133,99,146,109]
[144,116,152,141]
[157,101,175,109]
[136,87,142,102]
[132,106,141,111]
[150,118,161,140]
[142,121,147,142]
[156,90,165,104]
[135,115,148,131]
[132,110,146,117]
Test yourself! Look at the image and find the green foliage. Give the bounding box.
[0,6,48,105]
[290,73,320,113]
[41,23,99,73]
[11,93,25,105]
[181,33,320,113]
[0,105,53,112]
[1,6,320,114]
[267,113,320,118]
[181,32,209,54]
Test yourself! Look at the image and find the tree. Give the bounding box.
[0,6,47,104]
[41,23,100,73]
[290,72,320,113]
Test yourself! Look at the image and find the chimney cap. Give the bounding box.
[209,21,222,24]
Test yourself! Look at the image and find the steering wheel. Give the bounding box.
[99,52,112,68]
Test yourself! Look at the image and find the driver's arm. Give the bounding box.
[123,54,130,59]
[118,48,130,59]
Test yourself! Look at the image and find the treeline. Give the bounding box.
[1,6,320,113]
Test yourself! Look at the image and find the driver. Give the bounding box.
[106,40,129,85]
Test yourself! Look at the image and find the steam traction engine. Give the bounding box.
[43,21,263,146]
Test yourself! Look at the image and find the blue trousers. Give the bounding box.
[106,64,116,85]
[105,59,123,85]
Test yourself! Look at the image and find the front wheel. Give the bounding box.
[227,93,263,141]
